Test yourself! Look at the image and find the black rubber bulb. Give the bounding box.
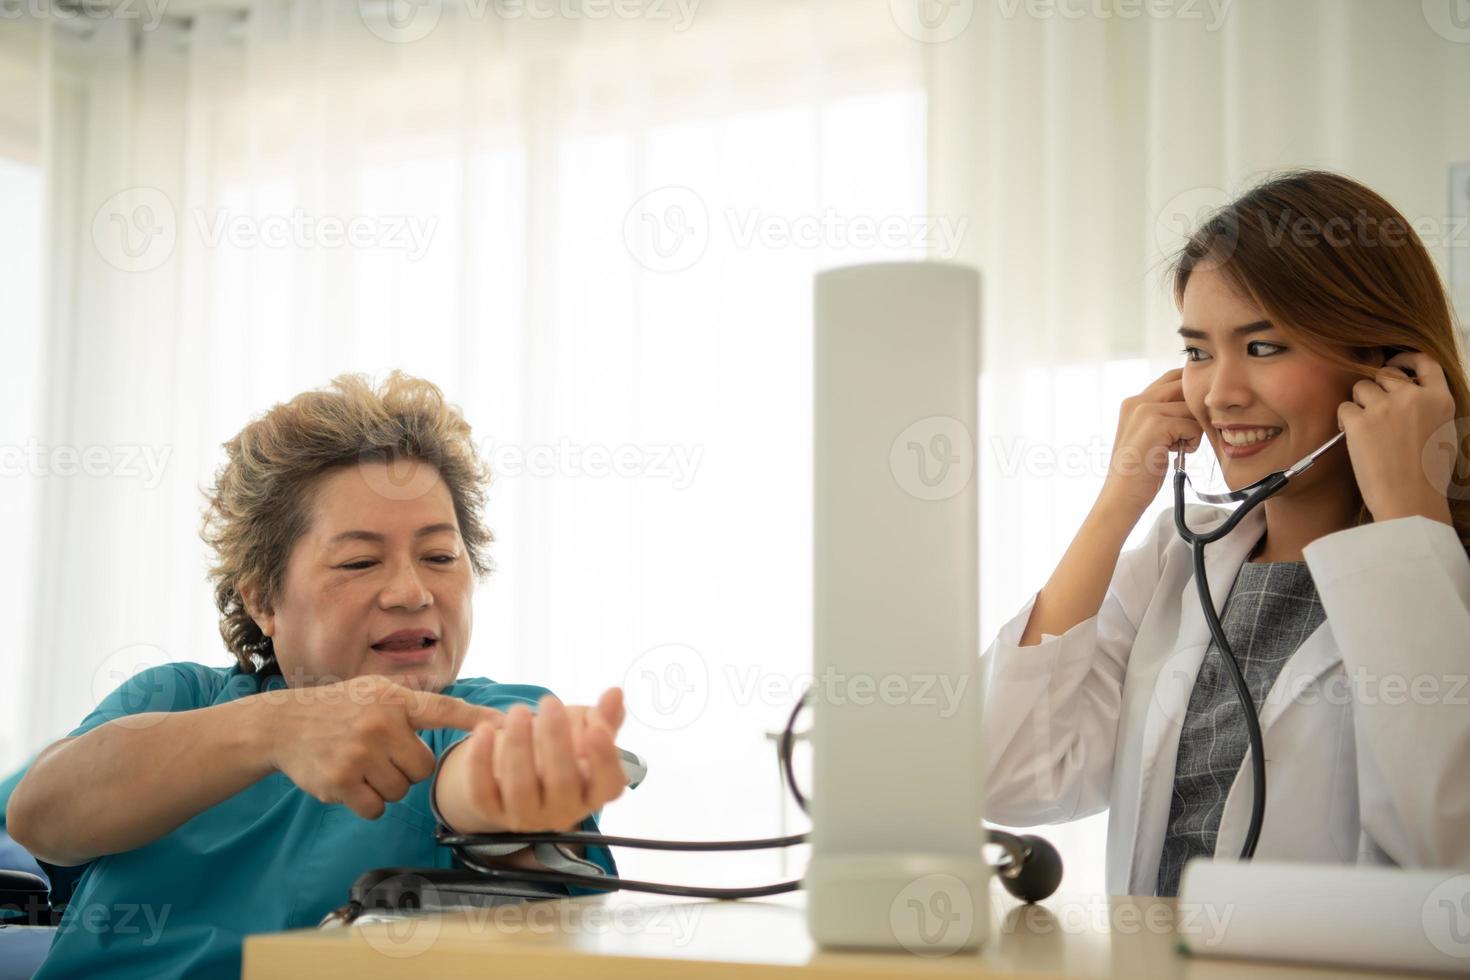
[1000,834,1063,904]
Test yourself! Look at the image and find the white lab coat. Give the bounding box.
[980,502,1470,896]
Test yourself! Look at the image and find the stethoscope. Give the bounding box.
[327,693,1066,924]
[1171,427,1347,859]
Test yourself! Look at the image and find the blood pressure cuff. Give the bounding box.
[427,737,608,878]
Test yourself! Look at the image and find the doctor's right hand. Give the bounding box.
[1098,367,1204,516]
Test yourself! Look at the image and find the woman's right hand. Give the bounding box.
[256,674,503,820]
[1098,367,1204,516]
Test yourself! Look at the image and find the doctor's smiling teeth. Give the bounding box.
[1217,425,1283,459]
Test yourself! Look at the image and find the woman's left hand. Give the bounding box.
[1339,350,1459,523]
[455,688,627,833]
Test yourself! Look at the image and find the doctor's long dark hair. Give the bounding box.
[1171,169,1470,557]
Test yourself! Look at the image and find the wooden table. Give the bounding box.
[243,882,1425,979]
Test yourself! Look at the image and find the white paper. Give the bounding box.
[1177,860,1470,975]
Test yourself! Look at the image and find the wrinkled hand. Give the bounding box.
[1339,350,1460,522]
[454,688,626,832]
[260,673,504,820]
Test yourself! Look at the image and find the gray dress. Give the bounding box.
[1154,555,1327,898]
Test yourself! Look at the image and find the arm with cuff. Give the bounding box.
[430,735,610,877]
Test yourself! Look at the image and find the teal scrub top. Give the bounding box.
[31,663,617,979]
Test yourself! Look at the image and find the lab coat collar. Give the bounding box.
[1123,501,1342,893]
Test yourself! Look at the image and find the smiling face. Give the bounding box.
[1178,262,1368,494]
[247,459,474,692]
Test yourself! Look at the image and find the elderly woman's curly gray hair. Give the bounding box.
[200,371,494,673]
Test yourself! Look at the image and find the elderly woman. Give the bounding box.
[5,372,628,978]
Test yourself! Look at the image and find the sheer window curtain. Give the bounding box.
[0,18,47,782]
[8,0,929,890]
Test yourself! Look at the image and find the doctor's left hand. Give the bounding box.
[451,688,627,833]
[1338,349,1459,523]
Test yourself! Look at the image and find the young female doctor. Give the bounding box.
[980,170,1470,898]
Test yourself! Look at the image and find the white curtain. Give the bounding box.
[0,17,47,777]
[7,0,929,891]
[5,0,1468,897]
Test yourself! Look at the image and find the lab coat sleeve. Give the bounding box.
[1302,514,1470,870]
[980,508,1171,826]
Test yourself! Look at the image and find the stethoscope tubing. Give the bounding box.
[1170,427,1339,861]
